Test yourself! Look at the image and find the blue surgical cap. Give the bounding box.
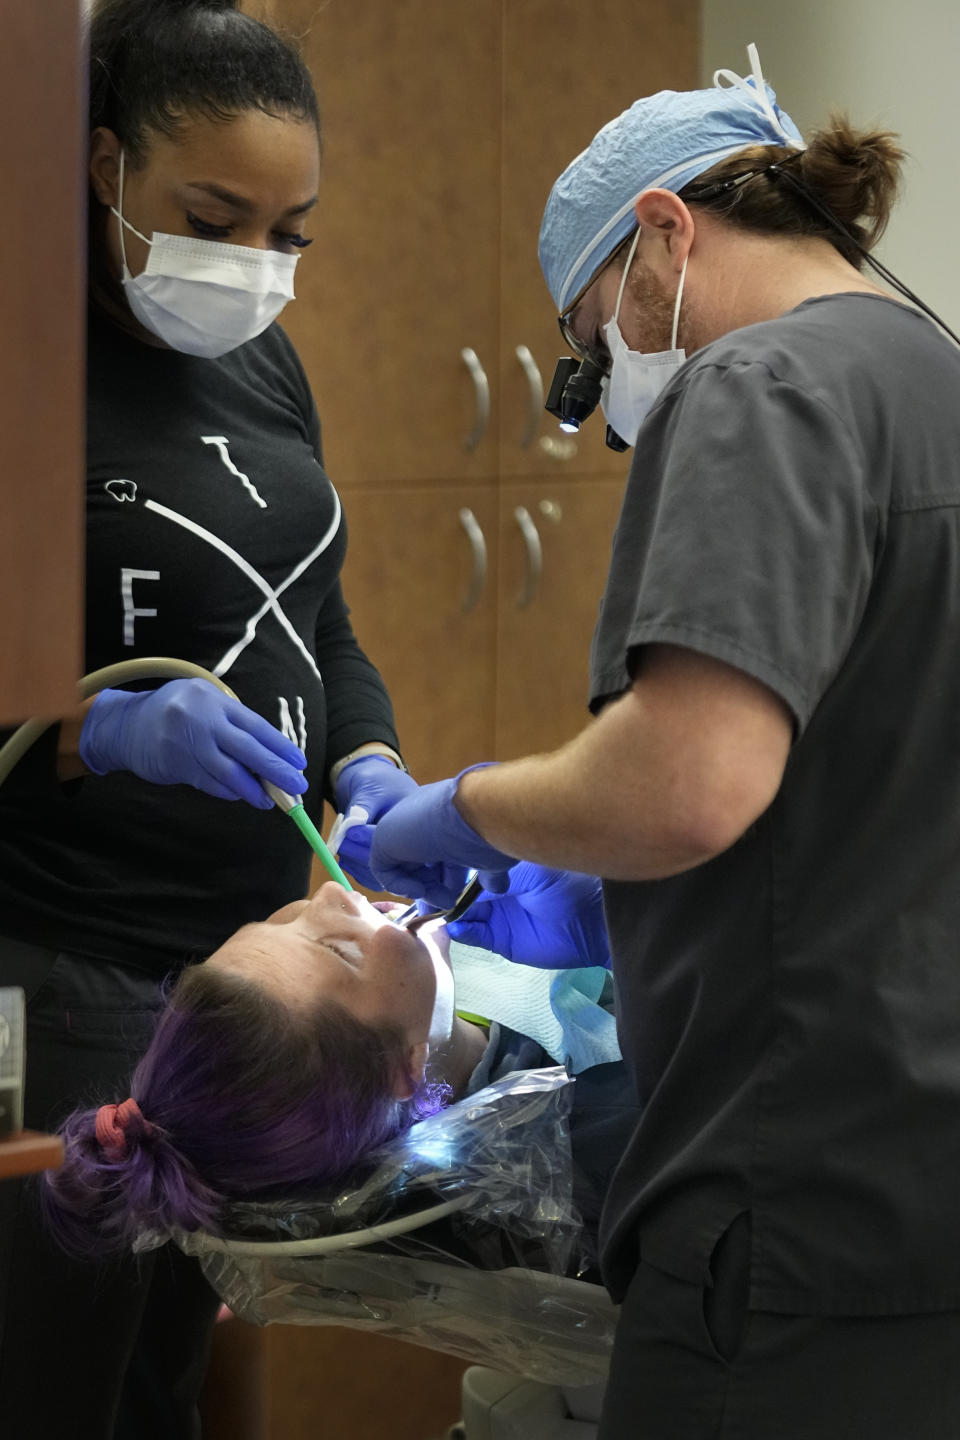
[539,45,805,313]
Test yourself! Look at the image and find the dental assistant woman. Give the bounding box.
[353,51,960,1440]
[0,3,415,1437]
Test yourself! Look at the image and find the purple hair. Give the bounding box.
[43,963,447,1258]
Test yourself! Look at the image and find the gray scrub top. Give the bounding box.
[590,293,960,1315]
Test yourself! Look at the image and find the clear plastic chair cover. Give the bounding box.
[177,1066,617,1384]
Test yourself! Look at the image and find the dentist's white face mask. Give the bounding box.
[110,150,299,358]
[601,227,688,448]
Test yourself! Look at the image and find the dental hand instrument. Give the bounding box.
[394,873,484,935]
[447,863,611,969]
[260,781,353,891]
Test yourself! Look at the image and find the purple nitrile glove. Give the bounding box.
[331,756,419,889]
[333,754,418,822]
[79,680,307,811]
[447,862,611,969]
[337,817,472,903]
[365,765,516,907]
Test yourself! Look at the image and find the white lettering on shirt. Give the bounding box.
[142,494,340,683]
[121,568,160,646]
[278,695,308,756]
[201,435,267,509]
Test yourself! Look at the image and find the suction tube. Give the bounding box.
[0,657,351,890]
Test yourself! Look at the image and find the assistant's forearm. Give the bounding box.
[56,700,96,782]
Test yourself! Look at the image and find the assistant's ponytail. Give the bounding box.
[88,0,318,162]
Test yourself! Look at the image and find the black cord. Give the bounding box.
[682,150,803,204]
[765,163,960,347]
[683,157,960,348]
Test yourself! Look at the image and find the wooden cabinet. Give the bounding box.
[337,483,500,781]
[202,1320,466,1440]
[0,0,85,723]
[0,1131,64,1182]
[280,0,700,493]
[336,476,627,781]
[279,0,503,487]
[495,476,627,759]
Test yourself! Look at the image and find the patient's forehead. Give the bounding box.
[208,891,404,987]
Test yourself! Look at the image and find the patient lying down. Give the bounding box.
[43,883,634,1259]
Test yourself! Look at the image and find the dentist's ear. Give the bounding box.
[633,188,695,274]
[393,1041,429,1100]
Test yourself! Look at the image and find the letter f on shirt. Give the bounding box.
[121,568,160,646]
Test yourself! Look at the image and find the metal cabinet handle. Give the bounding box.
[514,344,544,448]
[459,507,487,613]
[538,433,578,462]
[460,347,490,451]
[513,505,543,609]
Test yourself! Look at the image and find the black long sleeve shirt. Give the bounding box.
[0,307,398,975]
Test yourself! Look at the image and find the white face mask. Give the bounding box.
[110,151,299,358]
[600,227,688,448]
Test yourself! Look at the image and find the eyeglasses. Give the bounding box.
[557,309,608,370]
[555,229,636,371]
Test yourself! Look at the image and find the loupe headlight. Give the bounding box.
[544,356,629,453]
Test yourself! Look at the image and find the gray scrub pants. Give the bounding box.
[0,938,221,1440]
[599,1212,960,1439]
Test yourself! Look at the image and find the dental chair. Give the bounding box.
[176,1067,617,1438]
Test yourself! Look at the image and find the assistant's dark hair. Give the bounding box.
[42,963,447,1259]
[678,115,905,268]
[88,0,319,162]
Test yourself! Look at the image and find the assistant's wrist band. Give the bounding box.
[328,743,407,788]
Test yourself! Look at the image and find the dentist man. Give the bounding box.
[345,50,960,1440]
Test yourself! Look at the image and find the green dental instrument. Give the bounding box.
[260,781,353,891]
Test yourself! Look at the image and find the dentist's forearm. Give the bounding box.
[453,647,792,882]
[453,714,716,881]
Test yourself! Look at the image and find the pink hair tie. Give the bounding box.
[95,1098,151,1157]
